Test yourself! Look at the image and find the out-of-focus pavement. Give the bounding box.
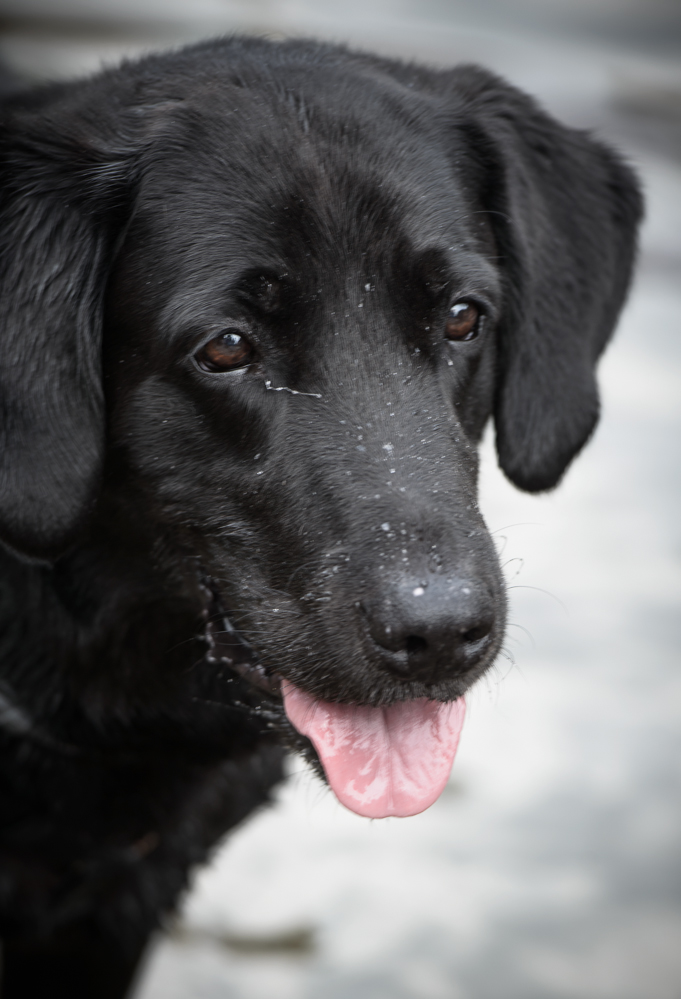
[2,4,680,997]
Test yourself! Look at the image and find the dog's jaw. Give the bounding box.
[201,578,283,698]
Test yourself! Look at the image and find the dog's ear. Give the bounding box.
[0,95,134,559]
[453,67,643,491]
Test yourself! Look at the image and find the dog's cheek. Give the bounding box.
[444,334,497,444]
[106,376,261,518]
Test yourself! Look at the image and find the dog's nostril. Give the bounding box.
[461,623,491,644]
[406,635,428,655]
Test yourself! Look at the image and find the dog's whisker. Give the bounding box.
[501,557,525,583]
[490,522,541,535]
[505,584,567,615]
[506,622,536,648]
[493,534,508,557]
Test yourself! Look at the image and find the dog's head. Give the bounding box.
[0,41,641,810]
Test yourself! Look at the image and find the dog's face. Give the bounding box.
[101,84,504,708]
[0,42,641,782]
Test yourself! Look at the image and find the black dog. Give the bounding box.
[0,36,641,999]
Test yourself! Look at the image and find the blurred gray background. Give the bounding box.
[2,2,680,997]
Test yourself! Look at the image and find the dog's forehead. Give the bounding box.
[133,78,478,281]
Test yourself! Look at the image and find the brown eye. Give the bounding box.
[445,301,480,341]
[195,331,256,372]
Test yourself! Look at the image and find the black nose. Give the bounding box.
[364,576,495,682]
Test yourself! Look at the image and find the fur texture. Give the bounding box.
[0,36,642,998]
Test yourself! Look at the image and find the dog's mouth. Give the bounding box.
[200,578,281,697]
[201,579,466,820]
[203,593,282,699]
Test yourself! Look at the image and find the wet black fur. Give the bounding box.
[0,36,641,998]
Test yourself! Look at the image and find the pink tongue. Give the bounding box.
[281,681,465,818]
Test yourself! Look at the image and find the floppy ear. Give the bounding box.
[454,67,643,491]
[0,94,134,559]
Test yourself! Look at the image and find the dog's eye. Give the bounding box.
[195,331,256,372]
[445,302,480,341]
